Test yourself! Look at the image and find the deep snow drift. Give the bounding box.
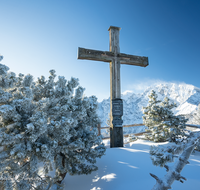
[64,138,200,190]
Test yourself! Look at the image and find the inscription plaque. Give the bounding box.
[112,99,123,116]
[112,118,123,126]
[112,99,123,127]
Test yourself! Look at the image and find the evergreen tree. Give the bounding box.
[142,90,163,142]
[142,90,188,142]
[0,60,106,190]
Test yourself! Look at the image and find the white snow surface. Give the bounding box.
[65,139,200,190]
[97,82,200,135]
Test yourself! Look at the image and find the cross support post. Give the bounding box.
[108,26,123,147]
[78,26,149,148]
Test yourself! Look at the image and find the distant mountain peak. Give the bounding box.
[98,82,200,128]
[122,90,133,95]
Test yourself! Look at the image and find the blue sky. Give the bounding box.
[0,0,200,101]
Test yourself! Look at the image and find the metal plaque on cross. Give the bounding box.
[112,99,123,116]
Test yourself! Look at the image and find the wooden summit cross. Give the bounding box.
[78,26,149,148]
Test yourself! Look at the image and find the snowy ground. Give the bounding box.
[64,138,200,190]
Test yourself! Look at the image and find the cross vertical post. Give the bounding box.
[108,26,123,147]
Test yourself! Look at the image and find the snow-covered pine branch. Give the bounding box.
[0,60,106,190]
[150,132,200,190]
[150,143,185,167]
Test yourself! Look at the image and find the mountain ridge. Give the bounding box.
[97,82,200,135]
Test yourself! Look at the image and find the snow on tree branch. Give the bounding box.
[0,61,106,190]
[150,132,200,190]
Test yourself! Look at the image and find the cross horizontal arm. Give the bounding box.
[78,47,149,67]
[78,47,113,62]
[119,53,148,67]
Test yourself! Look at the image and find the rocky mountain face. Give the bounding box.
[97,83,200,135]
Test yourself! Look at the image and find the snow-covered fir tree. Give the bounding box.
[142,90,188,142]
[0,60,106,190]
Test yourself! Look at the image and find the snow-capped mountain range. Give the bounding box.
[97,82,200,134]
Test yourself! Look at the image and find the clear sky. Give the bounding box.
[0,0,200,101]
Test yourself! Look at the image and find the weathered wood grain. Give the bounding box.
[78,48,148,67]
[77,26,149,148]
[78,47,114,62]
[109,26,123,147]
[118,53,148,67]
